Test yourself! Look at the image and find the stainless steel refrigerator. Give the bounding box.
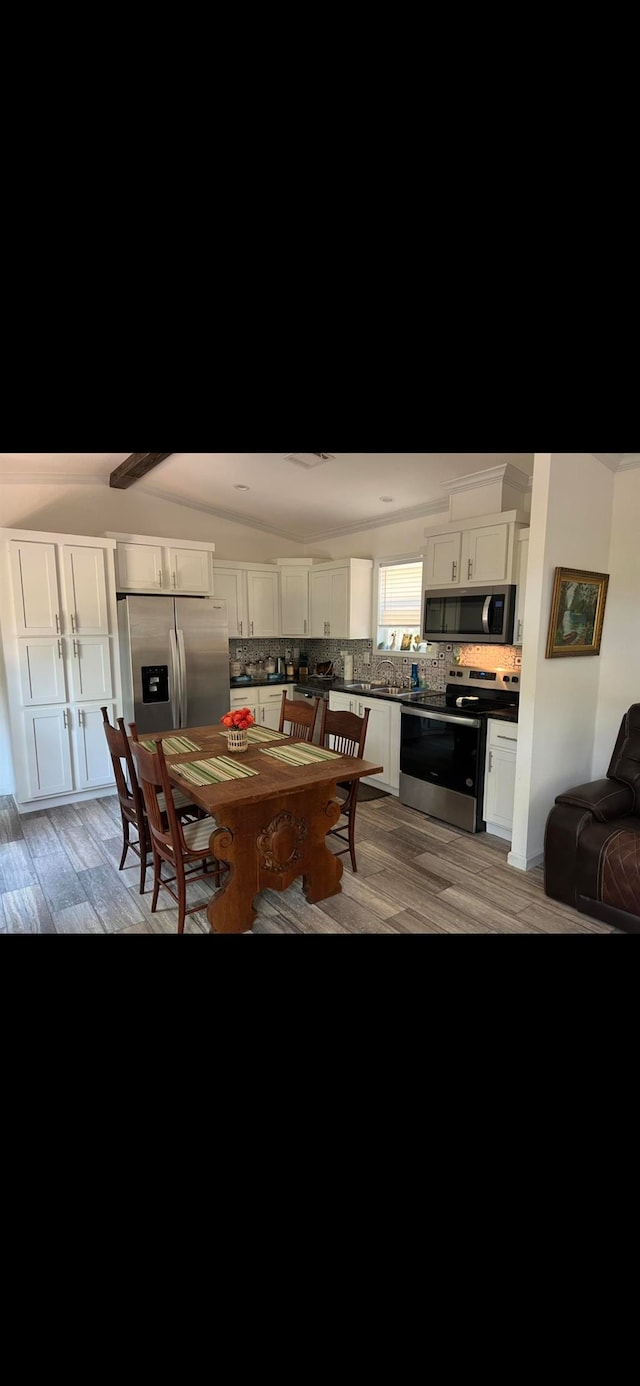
[117,595,229,735]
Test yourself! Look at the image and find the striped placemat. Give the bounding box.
[176,756,259,785]
[221,725,289,744]
[260,742,342,767]
[140,735,201,754]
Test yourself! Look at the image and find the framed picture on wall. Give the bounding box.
[545,567,610,658]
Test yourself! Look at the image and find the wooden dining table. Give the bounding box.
[152,724,383,934]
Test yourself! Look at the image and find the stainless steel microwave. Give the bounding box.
[423,584,516,645]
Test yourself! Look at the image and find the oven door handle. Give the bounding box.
[482,595,492,635]
[401,708,481,729]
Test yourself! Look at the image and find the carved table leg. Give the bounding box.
[205,783,345,934]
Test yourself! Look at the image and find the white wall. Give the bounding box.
[592,465,640,775]
[304,514,439,562]
[0,482,307,561]
[509,453,614,870]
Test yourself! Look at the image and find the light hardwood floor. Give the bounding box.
[0,791,620,935]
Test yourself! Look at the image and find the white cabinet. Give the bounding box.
[330,691,396,790]
[280,567,310,637]
[424,512,527,590]
[115,541,164,592]
[23,707,74,799]
[212,568,248,638]
[168,547,211,595]
[309,560,372,639]
[247,570,280,638]
[67,636,113,703]
[18,637,67,706]
[423,531,462,587]
[259,688,285,730]
[463,523,509,584]
[10,540,60,636]
[62,545,109,634]
[484,719,518,839]
[109,533,216,596]
[229,689,258,722]
[513,531,529,646]
[74,704,116,790]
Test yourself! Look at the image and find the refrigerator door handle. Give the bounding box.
[177,628,187,730]
[169,628,180,730]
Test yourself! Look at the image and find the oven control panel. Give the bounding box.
[448,668,519,690]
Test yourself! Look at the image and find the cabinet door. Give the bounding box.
[329,693,354,714]
[281,569,310,637]
[247,571,280,637]
[18,637,67,706]
[23,707,73,798]
[514,537,528,645]
[67,636,113,703]
[423,532,462,587]
[357,697,391,786]
[116,542,164,592]
[168,548,211,595]
[484,746,517,831]
[464,523,509,584]
[62,546,109,634]
[328,568,349,639]
[309,570,332,636]
[261,700,283,730]
[74,704,116,789]
[212,569,248,639]
[10,541,60,636]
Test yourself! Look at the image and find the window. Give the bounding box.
[376,557,423,652]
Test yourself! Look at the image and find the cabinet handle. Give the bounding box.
[71,612,76,633]
[488,751,493,772]
[304,619,307,634]
[468,560,473,580]
[239,620,243,636]
[452,562,457,581]
[172,572,177,589]
[251,622,254,636]
[55,613,60,633]
[497,734,517,742]
[63,709,69,729]
[79,709,85,727]
[57,639,63,660]
[517,619,522,643]
[359,703,363,717]
[158,570,163,588]
[349,701,353,713]
[73,639,78,659]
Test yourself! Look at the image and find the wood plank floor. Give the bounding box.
[0,791,621,935]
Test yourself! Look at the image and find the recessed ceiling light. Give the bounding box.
[380,496,394,503]
[234,484,250,491]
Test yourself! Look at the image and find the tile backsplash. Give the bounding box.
[230,638,521,691]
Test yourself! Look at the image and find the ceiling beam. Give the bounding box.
[109,452,173,489]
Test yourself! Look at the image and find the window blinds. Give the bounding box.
[378,561,423,626]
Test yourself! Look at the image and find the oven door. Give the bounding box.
[400,708,482,797]
[423,586,515,643]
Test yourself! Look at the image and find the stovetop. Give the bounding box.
[404,665,520,718]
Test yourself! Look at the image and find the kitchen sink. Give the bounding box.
[346,683,406,697]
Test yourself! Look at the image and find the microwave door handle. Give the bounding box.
[482,595,492,636]
[169,628,180,730]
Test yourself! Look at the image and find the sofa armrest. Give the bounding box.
[554,778,634,822]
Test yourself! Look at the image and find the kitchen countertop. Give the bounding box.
[294,679,519,723]
[230,677,298,690]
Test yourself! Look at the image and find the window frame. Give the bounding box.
[373,552,425,658]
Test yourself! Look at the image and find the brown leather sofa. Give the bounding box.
[545,704,640,933]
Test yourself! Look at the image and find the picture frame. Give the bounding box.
[545,567,609,658]
[401,633,413,651]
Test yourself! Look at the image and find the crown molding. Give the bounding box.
[592,453,624,471]
[441,463,531,497]
[136,484,304,543]
[305,498,450,542]
[617,453,640,472]
[0,471,108,486]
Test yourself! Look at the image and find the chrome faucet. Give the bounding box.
[375,658,400,683]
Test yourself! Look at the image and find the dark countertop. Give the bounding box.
[230,677,298,690]
[294,678,519,723]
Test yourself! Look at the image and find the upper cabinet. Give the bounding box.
[10,539,109,637]
[513,529,529,646]
[246,569,280,638]
[211,567,249,638]
[212,561,281,639]
[280,565,311,638]
[423,513,526,591]
[107,533,215,596]
[309,559,373,639]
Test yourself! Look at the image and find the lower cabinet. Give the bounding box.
[229,686,284,730]
[329,692,400,792]
[483,719,518,838]
[22,702,116,802]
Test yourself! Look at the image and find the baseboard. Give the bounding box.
[507,849,544,872]
[485,821,512,842]
[16,786,116,814]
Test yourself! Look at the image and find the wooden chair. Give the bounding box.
[130,733,225,934]
[322,704,370,872]
[278,691,322,742]
[100,708,201,894]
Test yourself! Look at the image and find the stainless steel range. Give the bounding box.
[399,667,520,832]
